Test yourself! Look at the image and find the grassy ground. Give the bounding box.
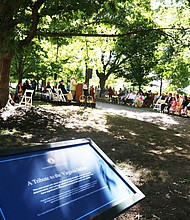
[0,101,189,220]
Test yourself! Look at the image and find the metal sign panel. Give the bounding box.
[0,138,145,220]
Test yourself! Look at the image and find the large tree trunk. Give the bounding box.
[99,75,107,97]
[96,70,109,98]
[0,52,13,108]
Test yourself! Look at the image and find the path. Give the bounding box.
[96,101,190,138]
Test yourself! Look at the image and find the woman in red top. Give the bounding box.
[90,85,95,98]
[108,86,114,101]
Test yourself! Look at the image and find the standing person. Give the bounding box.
[14,81,23,103]
[108,86,114,102]
[70,76,78,100]
[83,82,88,96]
[90,85,95,99]
[31,80,37,94]
[66,80,70,91]
[94,86,99,99]
[22,80,32,94]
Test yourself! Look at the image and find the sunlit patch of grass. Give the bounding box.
[129,131,139,136]
[159,126,167,130]
[0,129,8,134]
[148,149,162,155]
[22,133,33,139]
[116,161,142,185]
[0,134,25,149]
[139,168,170,183]
[46,106,111,133]
[174,133,182,137]
[114,135,127,140]
[163,149,175,154]
[149,142,156,146]
[0,128,19,135]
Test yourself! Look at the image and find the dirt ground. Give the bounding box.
[0,101,189,220]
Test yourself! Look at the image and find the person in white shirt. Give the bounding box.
[70,76,78,100]
[124,91,135,105]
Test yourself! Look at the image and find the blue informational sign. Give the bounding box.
[0,139,145,220]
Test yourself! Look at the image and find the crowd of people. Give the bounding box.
[154,92,190,116]
[12,78,190,117]
[104,86,154,108]
[102,86,190,116]
[42,77,78,101]
[13,80,36,103]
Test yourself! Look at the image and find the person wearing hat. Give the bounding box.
[58,80,68,95]
[70,76,78,100]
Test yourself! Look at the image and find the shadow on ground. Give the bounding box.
[0,104,189,220]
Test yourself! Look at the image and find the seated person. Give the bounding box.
[124,91,136,105]
[58,80,68,95]
[180,95,189,115]
[120,90,129,104]
[169,97,177,114]
[58,80,69,101]
[117,89,125,104]
[185,102,190,114]
[134,92,145,108]
[173,94,181,114]
[52,83,58,93]
[161,93,172,113]
[153,92,160,105]
[143,90,154,107]
[158,93,166,113]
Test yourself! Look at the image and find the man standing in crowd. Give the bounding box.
[70,76,78,100]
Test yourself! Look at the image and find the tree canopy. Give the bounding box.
[0,0,190,108]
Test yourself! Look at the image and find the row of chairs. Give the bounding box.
[17,90,95,108]
[46,88,73,102]
[46,88,65,102]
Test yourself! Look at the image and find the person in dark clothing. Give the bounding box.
[161,93,173,113]
[159,93,166,113]
[22,80,32,94]
[179,95,189,115]
[58,80,68,94]
[14,81,23,103]
[46,81,52,89]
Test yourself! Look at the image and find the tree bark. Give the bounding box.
[159,77,163,96]
[96,70,109,97]
[0,52,13,108]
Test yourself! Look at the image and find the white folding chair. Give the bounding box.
[20,89,34,106]
[52,89,66,102]
[46,88,52,100]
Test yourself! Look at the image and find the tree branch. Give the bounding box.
[37,27,190,38]
[19,0,45,47]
